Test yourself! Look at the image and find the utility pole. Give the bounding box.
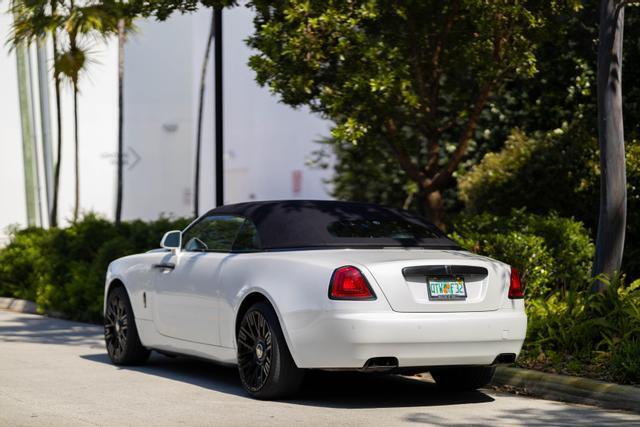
[214,7,224,207]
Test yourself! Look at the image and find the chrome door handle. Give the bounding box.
[152,263,175,270]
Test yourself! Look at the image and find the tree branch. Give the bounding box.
[425,11,508,192]
[422,0,460,179]
[383,118,424,183]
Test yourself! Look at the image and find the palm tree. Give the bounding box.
[9,0,64,227]
[55,7,85,222]
[194,11,215,218]
[115,16,126,225]
[55,0,117,222]
[114,5,135,226]
[50,0,63,228]
[11,0,117,224]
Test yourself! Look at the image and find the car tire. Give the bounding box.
[104,286,150,365]
[236,301,304,399]
[431,366,496,391]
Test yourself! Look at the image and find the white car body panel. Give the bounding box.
[153,251,226,345]
[105,247,526,369]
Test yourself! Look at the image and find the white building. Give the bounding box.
[0,5,333,241]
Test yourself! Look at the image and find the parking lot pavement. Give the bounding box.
[1,309,639,426]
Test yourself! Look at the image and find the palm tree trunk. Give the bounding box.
[15,43,39,226]
[593,0,627,290]
[194,12,215,218]
[50,33,62,228]
[115,18,125,225]
[73,84,80,223]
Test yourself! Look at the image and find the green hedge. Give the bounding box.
[0,215,191,323]
[522,275,640,385]
[450,209,594,298]
[450,209,639,384]
[457,126,640,281]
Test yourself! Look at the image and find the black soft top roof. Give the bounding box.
[205,200,459,250]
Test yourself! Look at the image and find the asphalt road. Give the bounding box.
[1,310,639,426]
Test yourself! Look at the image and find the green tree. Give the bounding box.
[11,0,119,223]
[55,1,116,221]
[109,1,137,226]
[316,3,640,217]
[457,126,640,281]
[246,0,569,227]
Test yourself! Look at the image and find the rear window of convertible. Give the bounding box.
[327,219,443,240]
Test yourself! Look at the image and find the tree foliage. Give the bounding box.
[247,0,574,224]
[451,209,594,298]
[319,4,640,217]
[458,125,640,280]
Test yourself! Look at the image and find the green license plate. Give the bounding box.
[427,277,467,300]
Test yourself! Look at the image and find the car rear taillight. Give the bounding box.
[508,267,525,299]
[329,266,376,300]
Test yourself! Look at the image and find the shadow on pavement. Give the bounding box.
[0,311,103,348]
[404,405,640,426]
[81,352,494,409]
[4,311,639,422]
[82,352,247,398]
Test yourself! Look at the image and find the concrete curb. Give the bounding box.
[0,297,38,314]
[492,366,640,413]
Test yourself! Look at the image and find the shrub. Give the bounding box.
[458,126,600,223]
[0,214,191,323]
[0,226,50,301]
[458,126,640,281]
[522,276,640,385]
[450,209,594,298]
[609,338,640,384]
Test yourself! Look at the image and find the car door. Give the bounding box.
[152,215,246,345]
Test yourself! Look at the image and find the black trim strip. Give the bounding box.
[402,265,488,277]
[402,265,448,276]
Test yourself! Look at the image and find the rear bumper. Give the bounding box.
[286,309,527,369]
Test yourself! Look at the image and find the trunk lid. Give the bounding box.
[342,249,510,312]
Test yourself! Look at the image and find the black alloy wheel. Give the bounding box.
[236,302,304,399]
[104,286,150,365]
[238,310,273,392]
[105,292,128,360]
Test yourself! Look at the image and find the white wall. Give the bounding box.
[122,13,197,220]
[1,4,333,238]
[123,6,333,220]
[222,6,333,204]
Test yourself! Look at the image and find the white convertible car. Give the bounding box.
[104,200,526,399]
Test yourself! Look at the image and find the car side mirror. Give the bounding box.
[160,230,182,251]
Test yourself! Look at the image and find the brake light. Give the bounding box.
[509,267,525,299]
[329,266,376,300]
